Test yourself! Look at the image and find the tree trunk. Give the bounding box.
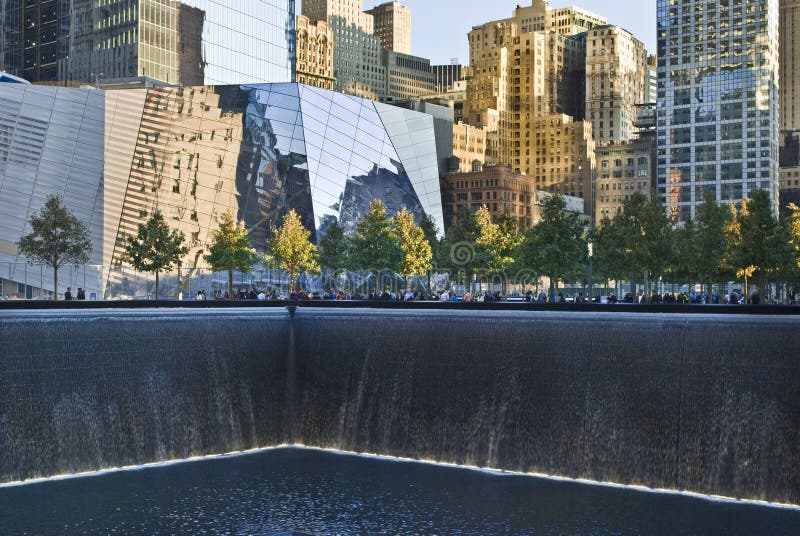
[228,269,234,299]
[53,265,58,300]
[154,271,159,300]
[289,269,296,293]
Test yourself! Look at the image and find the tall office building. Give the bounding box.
[585,25,648,145]
[302,0,385,98]
[365,1,411,55]
[657,0,780,221]
[780,0,800,133]
[1,0,70,82]
[465,1,599,192]
[1,0,296,85]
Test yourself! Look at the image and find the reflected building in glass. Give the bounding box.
[656,0,780,221]
[0,82,444,298]
[1,0,295,85]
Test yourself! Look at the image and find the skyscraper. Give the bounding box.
[302,0,385,98]
[656,0,780,221]
[585,25,648,145]
[464,1,602,215]
[365,1,411,55]
[1,0,296,85]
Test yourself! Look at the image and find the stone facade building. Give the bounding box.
[296,15,335,90]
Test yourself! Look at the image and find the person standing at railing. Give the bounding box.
[64,287,73,300]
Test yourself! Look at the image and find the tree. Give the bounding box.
[638,196,674,292]
[475,206,522,291]
[440,205,482,290]
[17,195,92,299]
[391,208,432,286]
[318,219,346,291]
[607,193,674,294]
[476,207,522,273]
[691,190,731,292]
[265,209,320,293]
[783,204,800,295]
[205,211,258,299]
[670,216,699,284]
[123,209,187,299]
[593,214,628,291]
[517,194,587,297]
[418,213,441,292]
[345,199,400,275]
[725,190,781,297]
[318,220,346,270]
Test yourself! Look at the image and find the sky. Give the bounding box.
[297,1,657,66]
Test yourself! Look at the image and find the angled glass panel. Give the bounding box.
[374,102,444,234]
[235,85,313,247]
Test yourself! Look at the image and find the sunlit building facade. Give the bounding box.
[0,82,444,298]
[657,0,780,221]
[296,14,335,90]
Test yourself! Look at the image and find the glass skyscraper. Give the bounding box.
[0,82,444,298]
[656,0,780,221]
[1,0,295,85]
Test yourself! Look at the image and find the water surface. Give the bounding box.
[1,448,798,535]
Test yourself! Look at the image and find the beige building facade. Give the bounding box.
[531,114,595,217]
[302,0,385,98]
[781,0,800,133]
[296,15,336,90]
[453,122,488,172]
[465,1,606,209]
[585,25,648,145]
[366,1,412,54]
[595,137,656,225]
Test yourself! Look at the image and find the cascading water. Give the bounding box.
[1,306,798,504]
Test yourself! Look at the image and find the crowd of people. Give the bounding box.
[188,286,769,304]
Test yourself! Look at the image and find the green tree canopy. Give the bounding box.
[725,189,784,297]
[345,199,401,275]
[205,211,258,298]
[690,190,732,290]
[476,206,523,277]
[638,195,674,289]
[440,205,482,288]
[517,194,587,296]
[592,213,628,284]
[318,220,346,271]
[123,208,187,299]
[605,193,674,292]
[783,203,800,292]
[17,195,92,299]
[265,209,320,293]
[391,208,432,284]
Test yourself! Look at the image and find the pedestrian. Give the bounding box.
[64,287,73,300]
